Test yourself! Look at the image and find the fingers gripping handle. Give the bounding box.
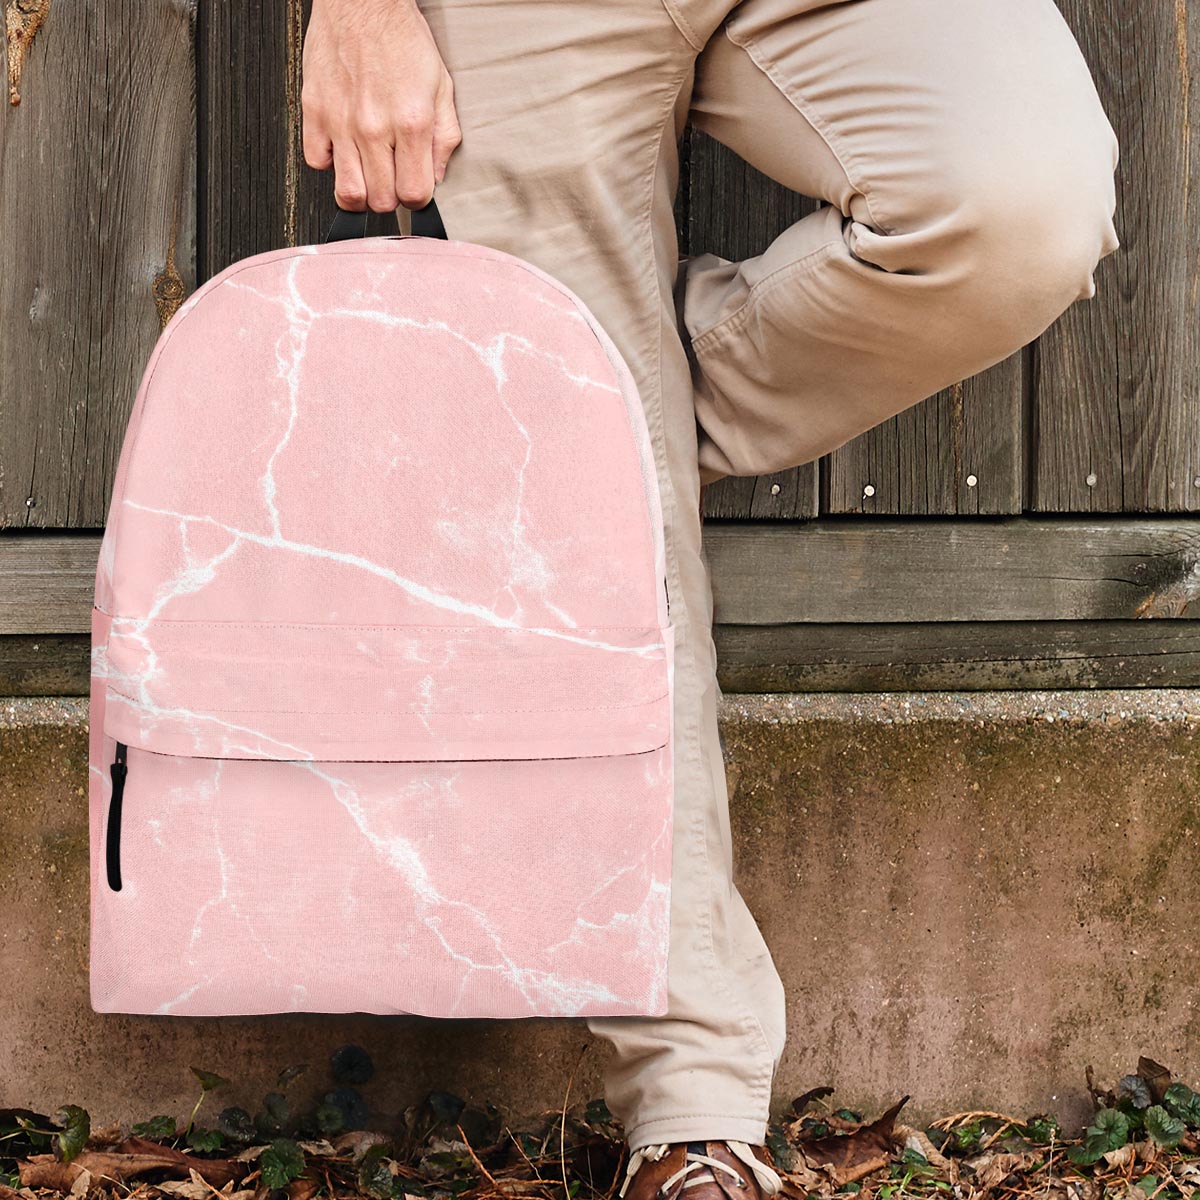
[325,195,447,243]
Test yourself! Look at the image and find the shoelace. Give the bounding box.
[618,1141,783,1198]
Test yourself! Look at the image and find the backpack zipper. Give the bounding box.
[105,742,128,892]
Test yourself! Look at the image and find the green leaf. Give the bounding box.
[1163,1084,1200,1127]
[1137,1177,1160,1194]
[1023,1116,1061,1145]
[1145,1106,1186,1149]
[1067,1142,1104,1167]
[765,1126,799,1173]
[953,1122,983,1152]
[1120,1076,1154,1110]
[132,1115,177,1140]
[52,1106,90,1164]
[187,1128,224,1153]
[316,1102,345,1137]
[357,1145,395,1200]
[1068,1108,1131,1166]
[260,1138,305,1189]
[191,1068,230,1094]
[1092,1108,1131,1150]
[217,1107,256,1145]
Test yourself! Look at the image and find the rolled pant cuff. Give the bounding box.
[624,1113,770,1152]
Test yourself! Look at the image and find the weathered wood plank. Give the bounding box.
[7,617,1200,698]
[823,353,1025,516]
[12,521,1200,635]
[0,635,89,695]
[1033,0,1199,512]
[200,0,396,281]
[706,519,1200,624]
[0,0,196,528]
[715,620,1200,692]
[0,536,98,633]
[684,131,820,520]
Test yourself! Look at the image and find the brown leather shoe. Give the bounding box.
[617,1140,784,1200]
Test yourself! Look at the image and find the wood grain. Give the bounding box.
[0,0,196,529]
[12,519,1200,635]
[705,518,1200,624]
[0,535,98,633]
[199,0,396,281]
[0,634,89,695]
[10,620,1200,697]
[823,355,1025,517]
[1033,0,1200,513]
[715,619,1200,692]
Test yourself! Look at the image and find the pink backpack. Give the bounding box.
[89,203,674,1018]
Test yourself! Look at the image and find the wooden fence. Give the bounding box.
[1,0,1197,693]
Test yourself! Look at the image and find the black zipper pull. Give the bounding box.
[105,742,127,892]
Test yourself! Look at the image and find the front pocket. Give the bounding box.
[90,618,675,1020]
[91,738,673,1019]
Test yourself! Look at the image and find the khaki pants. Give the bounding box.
[416,0,1120,1149]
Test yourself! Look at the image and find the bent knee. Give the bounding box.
[959,146,1119,319]
[850,126,1120,344]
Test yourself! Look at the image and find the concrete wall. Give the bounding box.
[4,692,1200,1133]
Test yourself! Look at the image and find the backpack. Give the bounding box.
[88,202,674,1019]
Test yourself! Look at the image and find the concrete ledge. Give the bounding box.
[4,693,1200,1131]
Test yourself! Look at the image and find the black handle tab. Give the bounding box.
[324,196,447,244]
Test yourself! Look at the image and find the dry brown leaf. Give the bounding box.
[1136,1138,1162,1167]
[284,1177,318,1200]
[782,1165,826,1192]
[1139,1058,1173,1105]
[893,1125,951,1169]
[486,1182,552,1196]
[331,1130,393,1162]
[114,1138,243,1188]
[156,1174,215,1200]
[1102,1144,1136,1169]
[20,1145,244,1194]
[799,1097,908,1187]
[295,1141,336,1157]
[67,1169,92,1199]
[965,1150,1034,1191]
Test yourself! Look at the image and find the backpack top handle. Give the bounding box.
[325,195,447,243]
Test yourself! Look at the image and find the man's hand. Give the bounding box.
[301,0,462,212]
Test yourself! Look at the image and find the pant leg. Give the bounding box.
[682,0,1121,483]
[414,0,788,1149]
